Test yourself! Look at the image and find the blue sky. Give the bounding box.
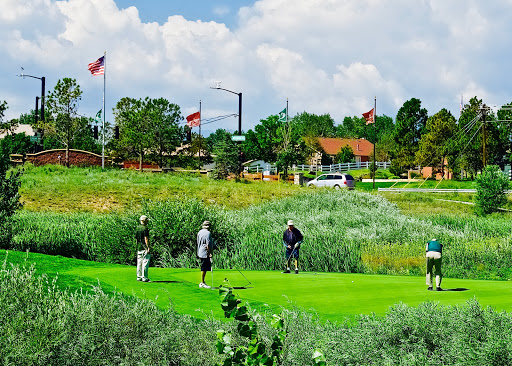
[2,0,512,137]
[115,0,254,28]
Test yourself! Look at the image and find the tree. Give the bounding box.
[145,98,184,167]
[334,145,355,163]
[0,133,35,156]
[453,97,504,178]
[45,78,86,166]
[0,153,22,247]
[242,115,283,163]
[336,116,366,139]
[210,130,238,179]
[416,108,457,176]
[474,165,510,215]
[391,98,428,173]
[113,97,160,171]
[291,112,336,140]
[0,101,19,136]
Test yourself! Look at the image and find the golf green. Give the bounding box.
[65,265,512,323]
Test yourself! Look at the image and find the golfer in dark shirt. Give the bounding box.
[283,220,303,274]
[136,215,151,282]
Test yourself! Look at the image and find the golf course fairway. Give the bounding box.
[4,250,512,323]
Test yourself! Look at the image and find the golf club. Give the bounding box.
[283,243,299,271]
[211,255,214,290]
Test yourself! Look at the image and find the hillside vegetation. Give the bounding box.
[11,171,512,280]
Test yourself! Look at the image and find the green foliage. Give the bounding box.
[210,130,240,179]
[216,281,290,366]
[0,262,222,365]
[416,108,456,169]
[0,100,19,136]
[0,157,22,247]
[112,96,184,169]
[474,165,510,215]
[3,262,512,365]
[243,115,284,163]
[391,98,428,170]
[45,78,88,165]
[0,133,35,156]
[334,145,355,164]
[10,188,512,280]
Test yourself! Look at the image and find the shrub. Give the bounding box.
[0,155,22,248]
[474,165,510,215]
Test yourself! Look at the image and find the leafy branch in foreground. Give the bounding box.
[216,280,325,366]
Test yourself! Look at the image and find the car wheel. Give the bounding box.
[308,184,316,188]
[334,185,340,190]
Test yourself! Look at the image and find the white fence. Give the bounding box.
[245,161,391,173]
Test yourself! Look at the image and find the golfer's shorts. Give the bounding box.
[200,257,211,272]
[285,249,299,259]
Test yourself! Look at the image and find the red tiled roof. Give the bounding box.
[317,137,374,157]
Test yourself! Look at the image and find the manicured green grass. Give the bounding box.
[5,250,512,323]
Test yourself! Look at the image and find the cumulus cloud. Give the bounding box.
[2,0,512,133]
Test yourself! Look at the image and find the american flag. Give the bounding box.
[88,56,105,76]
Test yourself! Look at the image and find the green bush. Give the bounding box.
[0,156,22,248]
[9,190,512,280]
[3,264,512,365]
[474,165,510,215]
[0,263,222,365]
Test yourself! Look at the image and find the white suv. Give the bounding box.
[307,173,355,189]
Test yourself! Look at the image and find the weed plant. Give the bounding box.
[2,263,512,365]
[10,189,512,280]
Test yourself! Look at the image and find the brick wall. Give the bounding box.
[26,149,102,167]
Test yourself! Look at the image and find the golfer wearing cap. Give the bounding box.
[426,238,443,291]
[136,215,151,282]
[283,220,303,274]
[197,220,214,289]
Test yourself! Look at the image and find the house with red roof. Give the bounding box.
[311,137,374,164]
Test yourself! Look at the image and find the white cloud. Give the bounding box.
[2,0,512,133]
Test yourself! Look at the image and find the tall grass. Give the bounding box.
[11,189,512,279]
[2,262,512,365]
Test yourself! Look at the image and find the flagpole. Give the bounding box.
[199,100,202,167]
[102,51,106,169]
[373,96,376,190]
[286,98,288,124]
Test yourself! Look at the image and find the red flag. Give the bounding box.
[186,112,200,127]
[88,56,105,76]
[363,108,374,125]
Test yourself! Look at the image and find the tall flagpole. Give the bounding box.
[102,51,106,169]
[199,100,202,167]
[373,96,376,190]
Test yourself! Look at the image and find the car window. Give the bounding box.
[317,175,326,180]
[327,175,335,179]
[344,175,354,180]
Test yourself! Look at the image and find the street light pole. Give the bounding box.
[211,84,243,175]
[17,69,45,123]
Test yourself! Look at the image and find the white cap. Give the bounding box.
[140,215,148,222]
[287,220,294,226]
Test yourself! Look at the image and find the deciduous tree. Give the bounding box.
[391,98,428,173]
[416,108,457,175]
[45,78,86,166]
